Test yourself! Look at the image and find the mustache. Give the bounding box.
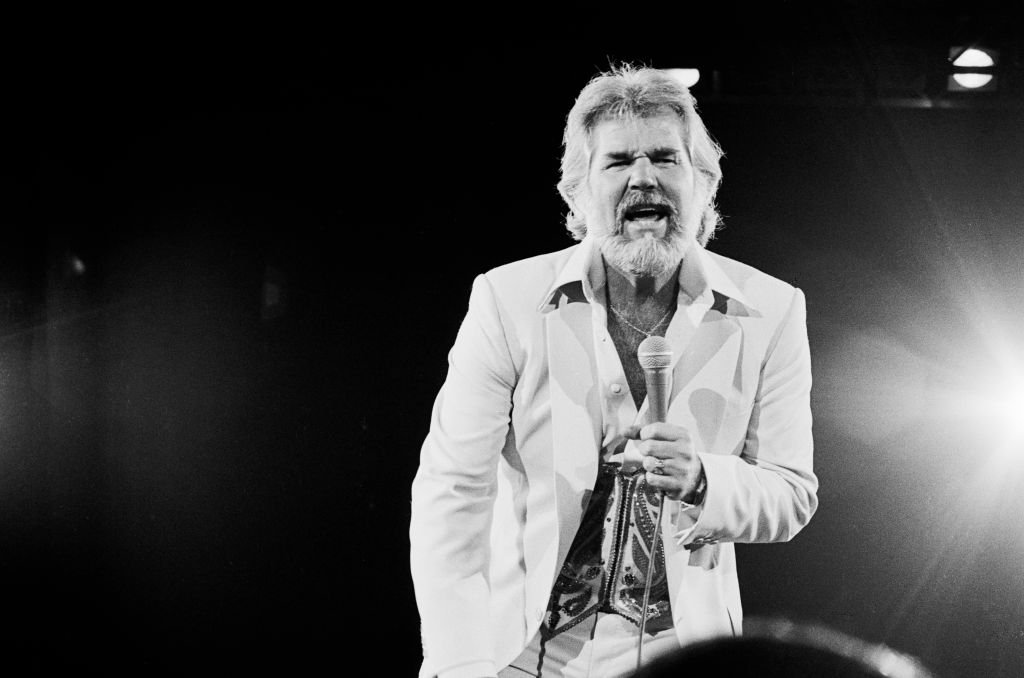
[614,191,679,218]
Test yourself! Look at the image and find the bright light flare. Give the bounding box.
[819,308,1024,466]
[665,68,700,88]
[980,377,1024,451]
[927,366,1024,461]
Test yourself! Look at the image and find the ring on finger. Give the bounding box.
[651,459,666,475]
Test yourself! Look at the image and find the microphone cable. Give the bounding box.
[635,488,664,670]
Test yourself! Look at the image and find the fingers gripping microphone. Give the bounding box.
[635,336,673,669]
[638,335,673,423]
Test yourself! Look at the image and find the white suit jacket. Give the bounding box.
[410,237,817,678]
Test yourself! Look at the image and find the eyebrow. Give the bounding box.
[601,147,681,161]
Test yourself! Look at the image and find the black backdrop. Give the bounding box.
[4,4,1024,676]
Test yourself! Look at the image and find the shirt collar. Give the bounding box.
[538,236,755,313]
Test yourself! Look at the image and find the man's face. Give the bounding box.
[583,111,705,276]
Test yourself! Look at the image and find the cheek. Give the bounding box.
[666,173,698,206]
[590,180,619,211]
[603,191,620,212]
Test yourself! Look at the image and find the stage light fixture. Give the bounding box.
[947,46,998,92]
[665,68,700,89]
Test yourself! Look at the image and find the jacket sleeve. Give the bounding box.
[409,273,517,678]
[671,286,818,547]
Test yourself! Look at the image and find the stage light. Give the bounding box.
[820,303,1024,465]
[984,377,1024,451]
[952,48,995,68]
[952,73,993,89]
[947,46,998,92]
[929,362,1024,462]
[665,68,700,89]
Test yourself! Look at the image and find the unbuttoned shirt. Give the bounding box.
[538,239,733,641]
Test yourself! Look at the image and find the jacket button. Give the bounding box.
[610,383,623,395]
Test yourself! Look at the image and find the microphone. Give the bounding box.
[635,335,674,669]
[637,335,673,423]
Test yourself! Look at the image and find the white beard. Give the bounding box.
[598,228,690,278]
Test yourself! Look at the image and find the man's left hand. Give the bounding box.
[626,422,704,502]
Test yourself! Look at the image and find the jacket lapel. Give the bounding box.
[544,296,603,575]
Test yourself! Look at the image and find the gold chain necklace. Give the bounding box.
[609,304,673,338]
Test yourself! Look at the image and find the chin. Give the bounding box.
[600,228,690,277]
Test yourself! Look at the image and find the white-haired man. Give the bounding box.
[411,65,818,678]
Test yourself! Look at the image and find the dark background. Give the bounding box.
[3,2,1023,675]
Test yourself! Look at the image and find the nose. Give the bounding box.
[627,157,657,189]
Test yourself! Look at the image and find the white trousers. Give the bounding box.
[499,613,679,678]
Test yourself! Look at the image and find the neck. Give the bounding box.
[605,260,679,307]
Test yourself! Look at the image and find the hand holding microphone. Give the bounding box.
[633,336,705,503]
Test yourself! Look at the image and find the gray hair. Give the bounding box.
[557,64,725,245]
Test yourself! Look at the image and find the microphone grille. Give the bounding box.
[637,335,673,369]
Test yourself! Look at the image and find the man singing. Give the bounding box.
[410,65,818,678]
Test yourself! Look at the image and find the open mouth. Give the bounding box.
[621,203,671,227]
